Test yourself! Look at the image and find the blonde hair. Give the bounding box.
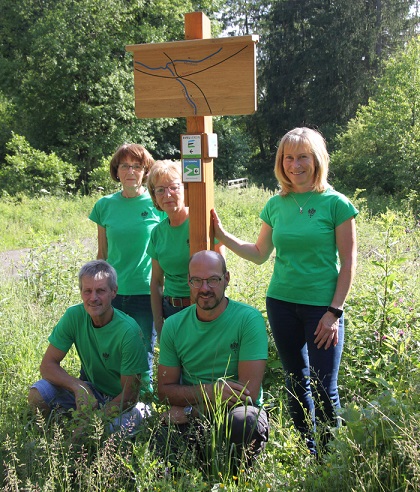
[147,160,182,211]
[274,127,329,196]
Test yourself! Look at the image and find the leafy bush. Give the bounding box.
[0,133,78,196]
[330,36,420,196]
[0,91,15,161]
[87,156,120,194]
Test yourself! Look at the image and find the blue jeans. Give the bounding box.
[112,294,156,378]
[31,379,151,436]
[266,297,344,452]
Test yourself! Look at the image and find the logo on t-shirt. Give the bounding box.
[230,341,239,353]
[308,208,316,218]
[102,353,110,360]
[141,211,149,218]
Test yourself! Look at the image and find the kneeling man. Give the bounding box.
[158,250,269,466]
[28,260,150,434]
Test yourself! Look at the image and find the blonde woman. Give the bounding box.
[147,160,224,337]
[212,128,358,455]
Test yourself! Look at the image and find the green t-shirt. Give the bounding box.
[260,188,358,306]
[147,217,220,298]
[159,299,268,406]
[147,217,191,297]
[89,191,165,295]
[49,304,149,397]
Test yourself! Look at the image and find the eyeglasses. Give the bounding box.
[154,183,183,196]
[189,276,223,289]
[119,163,144,171]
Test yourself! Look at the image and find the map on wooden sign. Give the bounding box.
[126,35,258,118]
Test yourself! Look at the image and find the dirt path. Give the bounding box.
[1,238,96,279]
[0,248,30,278]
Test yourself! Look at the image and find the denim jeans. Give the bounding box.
[266,297,344,452]
[162,296,189,319]
[31,379,151,436]
[112,294,156,378]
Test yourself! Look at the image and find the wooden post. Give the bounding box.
[184,12,214,255]
[126,13,258,253]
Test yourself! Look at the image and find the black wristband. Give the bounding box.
[327,306,343,318]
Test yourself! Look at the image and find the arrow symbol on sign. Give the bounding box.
[185,165,196,175]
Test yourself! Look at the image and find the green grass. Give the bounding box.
[1,186,419,490]
[0,193,98,252]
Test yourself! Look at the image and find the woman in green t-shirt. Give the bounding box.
[147,160,224,337]
[89,144,165,384]
[211,127,358,456]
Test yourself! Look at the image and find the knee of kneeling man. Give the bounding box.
[28,387,50,416]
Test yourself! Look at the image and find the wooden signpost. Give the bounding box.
[126,12,258,254]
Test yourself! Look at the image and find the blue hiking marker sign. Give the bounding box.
[182,158,202,182]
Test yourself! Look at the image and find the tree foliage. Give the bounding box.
[0,133,78,196]
[0,0,418,193]
[330,36,420,196]
[0,0,221,180]
[247,0,418,185]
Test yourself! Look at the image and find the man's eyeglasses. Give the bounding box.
[154,183,183,196]
[189,276,223,289]
[119,163,144,171]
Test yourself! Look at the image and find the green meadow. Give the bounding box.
[1,187,419,491]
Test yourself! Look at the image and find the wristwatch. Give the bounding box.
[327,306,343,318]
[183,405,193,418]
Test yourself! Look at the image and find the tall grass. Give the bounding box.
[0,193,98,252]
[0,186,419,490]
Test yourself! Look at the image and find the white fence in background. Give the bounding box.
[227,178,248,189]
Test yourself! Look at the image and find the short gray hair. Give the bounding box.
[78,260,118,291]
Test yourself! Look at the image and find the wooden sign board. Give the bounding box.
[126,35,258,118]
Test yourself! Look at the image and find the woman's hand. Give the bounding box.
[210,209,225,241]
[314,312,339,349]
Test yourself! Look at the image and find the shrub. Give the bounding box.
[0,133,78,196]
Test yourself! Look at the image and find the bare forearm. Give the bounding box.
[218,229,269,265]
[150,284,164,336]
[158,383,208,406]
[212,209,273,264]
[40,361,89,394]
[330,261,357,309]
[97,226,108,260]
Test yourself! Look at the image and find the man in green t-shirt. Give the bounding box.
[28,260,150,435]
[158,250,269,466]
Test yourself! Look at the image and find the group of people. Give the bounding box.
[28,127,358,466]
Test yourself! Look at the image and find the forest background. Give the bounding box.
[0,0,419,199]
[0,1,420,491]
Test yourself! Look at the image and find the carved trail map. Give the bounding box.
[126,35,258,118]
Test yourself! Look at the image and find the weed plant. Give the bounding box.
[0,186,419,490]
